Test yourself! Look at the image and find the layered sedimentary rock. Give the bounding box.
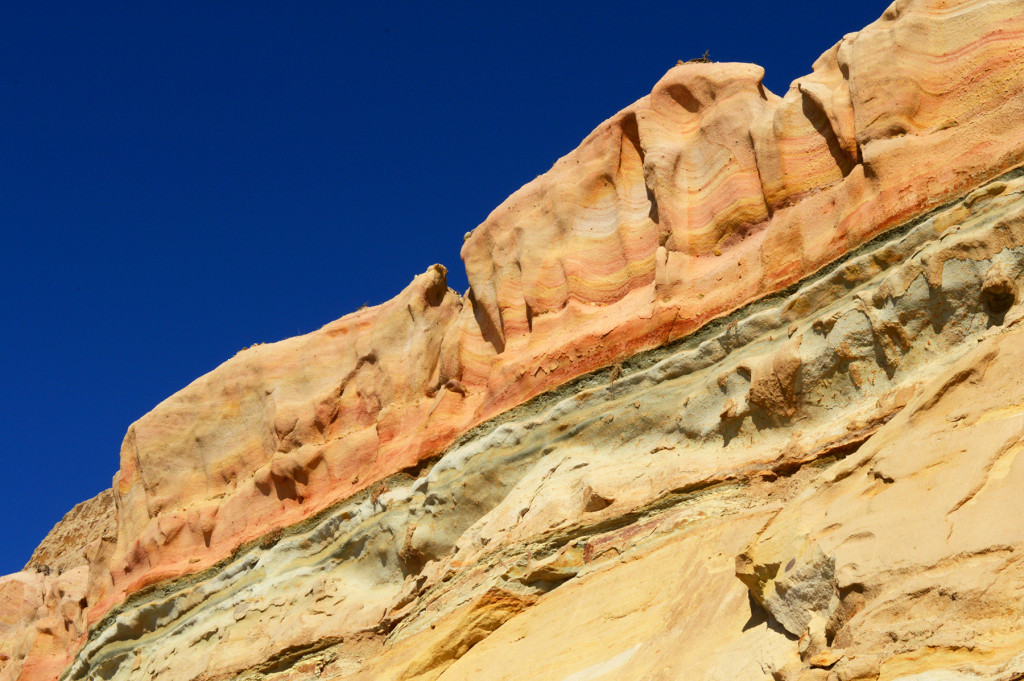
[4,0,1024,679]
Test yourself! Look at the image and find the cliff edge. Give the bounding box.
[3,1,1024,679]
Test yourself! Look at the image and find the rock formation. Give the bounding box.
[4,0,1024,679]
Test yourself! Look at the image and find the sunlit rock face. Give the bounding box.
[4,1,1024,680]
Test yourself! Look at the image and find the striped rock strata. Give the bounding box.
[3,0,1024,679]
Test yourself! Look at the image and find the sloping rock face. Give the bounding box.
[4,1,1024,679]
[25,491,116,576]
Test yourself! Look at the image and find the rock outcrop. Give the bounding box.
[4,1,1024,679]
[25,491,116,576]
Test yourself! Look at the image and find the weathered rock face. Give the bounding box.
[25,490,115,576]
[5,1,1024,680]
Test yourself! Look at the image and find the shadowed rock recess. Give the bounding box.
[5,1,1024,679]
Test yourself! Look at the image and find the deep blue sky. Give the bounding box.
[0,2,889,575]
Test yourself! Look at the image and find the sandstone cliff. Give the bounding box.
[4,1,1024,679]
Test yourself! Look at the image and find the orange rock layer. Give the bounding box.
[97,0,1024,628]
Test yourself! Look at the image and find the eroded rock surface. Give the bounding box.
[25,490,115,576]
[4,1,1024,680]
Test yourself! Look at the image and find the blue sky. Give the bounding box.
[0,1,889,575]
